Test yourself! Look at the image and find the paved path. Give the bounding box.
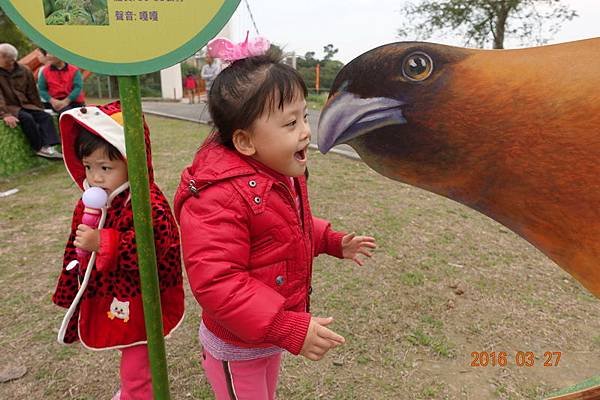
[141,101,359,160]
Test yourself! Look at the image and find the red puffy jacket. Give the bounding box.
[174,140,345,355]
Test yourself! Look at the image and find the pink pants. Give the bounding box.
[201,350,282,400]
[112,344,154,400]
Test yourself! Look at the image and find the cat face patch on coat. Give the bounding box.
[107,297,130,323]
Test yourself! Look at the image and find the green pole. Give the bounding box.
[118,75,171,400]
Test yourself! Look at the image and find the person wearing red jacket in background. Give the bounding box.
[183,72,198,104]
[53,101,184,400]
[174,41,377,399]
[37,48,85,115]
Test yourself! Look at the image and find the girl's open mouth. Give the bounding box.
[294,147,307,162]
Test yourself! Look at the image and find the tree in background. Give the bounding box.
[297,45,344,91]
[322,44,339,62]
[300,51,318,68]
[181,63,200,78]
[397,0,578,49]
[0,8,34,56]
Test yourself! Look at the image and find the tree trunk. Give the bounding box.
[493,9,509,49]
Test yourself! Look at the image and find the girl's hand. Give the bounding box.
[300,317,345,361]
[74,224,100,252]
[341,233,377,266]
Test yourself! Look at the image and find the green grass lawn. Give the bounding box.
[307,92,329,110]
[0,115,598,399]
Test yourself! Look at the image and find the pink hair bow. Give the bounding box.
[207,31,270,62]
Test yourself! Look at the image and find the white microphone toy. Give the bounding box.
[76,187,108,258]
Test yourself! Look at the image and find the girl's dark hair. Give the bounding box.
[208,50,308,148]
[75,127,123,161]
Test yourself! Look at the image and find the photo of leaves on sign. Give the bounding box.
[43,0,109,26]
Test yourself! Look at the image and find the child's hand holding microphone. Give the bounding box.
[74,224,100,253]
[74,187,107,254]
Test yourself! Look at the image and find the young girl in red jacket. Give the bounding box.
[53,102,185,399]
[173,37,377,399]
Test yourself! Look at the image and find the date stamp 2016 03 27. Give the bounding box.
[470,351,562,367]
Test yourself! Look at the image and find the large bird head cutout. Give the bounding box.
[318,38,600,299]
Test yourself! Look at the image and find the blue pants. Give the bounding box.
[17,108,60,151]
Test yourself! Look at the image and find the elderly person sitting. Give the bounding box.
[0,43,62,159]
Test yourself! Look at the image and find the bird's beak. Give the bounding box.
[317,89,406,153]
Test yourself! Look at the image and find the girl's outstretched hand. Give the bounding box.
[341,233,377,266]
[300,317,345,361]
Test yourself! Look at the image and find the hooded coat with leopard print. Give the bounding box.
[52,101,184,349]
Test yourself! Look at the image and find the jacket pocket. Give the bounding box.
[249,235,279,257]
[248,261,288,294]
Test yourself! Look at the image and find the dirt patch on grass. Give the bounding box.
[0,116,598,399]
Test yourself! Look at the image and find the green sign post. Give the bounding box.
[0,1,240,398]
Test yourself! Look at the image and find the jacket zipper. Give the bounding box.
[275,181,312,308]
[275,181,302,230]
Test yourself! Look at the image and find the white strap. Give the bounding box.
[57,207,108,344]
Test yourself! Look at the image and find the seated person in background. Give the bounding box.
[0,43,62,159]
[37,48,85,115]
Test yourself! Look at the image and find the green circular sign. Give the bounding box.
[0,0,240,75]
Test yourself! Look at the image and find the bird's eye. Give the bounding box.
[402,52,433,82]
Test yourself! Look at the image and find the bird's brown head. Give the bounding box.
[319,39,600,203]
[318,39,600,298]
[318,42,482,195]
